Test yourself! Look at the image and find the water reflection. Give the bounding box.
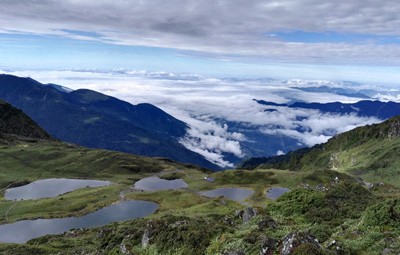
[201,188,254,201]
[5,178,111,200]
[266,187,290,200]
[134,176,187,191]
[0,200,158,243]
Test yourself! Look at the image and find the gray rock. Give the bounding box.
[120,235,133,255]
[382,248,393,255]
[260,237,277,255]
[141,221,155,248]
[388,120,400,138]
[258,216,277,230]
[168,220,189,229]
[281,231,322,255]
[222,215,235,226]
[315,184,328,191]
[236,207,257,223]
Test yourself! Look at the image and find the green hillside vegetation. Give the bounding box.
[1,139,398,254]
[242,116,400,188]
[0,103,399,254]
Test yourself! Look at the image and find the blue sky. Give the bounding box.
[272,31,400,45]
[1,0,400,85]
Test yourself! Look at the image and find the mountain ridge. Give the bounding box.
[0,99,51,143]
[239,115,400,187]
[256,99,400,119]
[0,74,220,170]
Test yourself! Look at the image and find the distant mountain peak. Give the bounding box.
[0,74,220,170]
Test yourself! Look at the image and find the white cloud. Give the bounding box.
[2,1,400,64]
[1,69,392,167]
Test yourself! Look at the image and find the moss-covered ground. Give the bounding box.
[0,140,399,254]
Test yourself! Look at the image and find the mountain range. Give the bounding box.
[0,74,219,170]
[0,97,398,254]
[255,99,400,119]
[3,73,400,172]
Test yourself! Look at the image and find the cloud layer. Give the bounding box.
[2,0,400,64]
[4,69,392,167]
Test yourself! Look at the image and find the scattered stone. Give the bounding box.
[236,207,257,223]
[222,215,235,226]
[96,227,110,239]
[280,231,323,255]
[327,239,346,253]
[120,235,133,255]
[258,216,277,230]
[327,239,336,248]
[382,248,393,255]
[169,220,189,229]
[220,198,227,206]
[315,184,328,191]
[142,221,155,248]
[388,120,400,138]
[260,236,278,255]
[301,183,312,190]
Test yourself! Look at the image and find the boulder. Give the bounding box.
[260,236,278,255]
[258,216,277,230]
[280,231,323,255]
[141,221,155,248]
[120,235,133,255]
[236,207,257,223]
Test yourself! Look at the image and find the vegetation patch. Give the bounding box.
[270,181,375,225]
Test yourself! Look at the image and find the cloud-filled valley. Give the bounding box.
[4,69,398,167]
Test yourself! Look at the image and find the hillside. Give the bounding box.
[0,102,399,254]
[240,115,400,187]
[0,99,51,143]
[0,74,219,170]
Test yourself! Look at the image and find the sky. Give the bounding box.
[0,0,400,84]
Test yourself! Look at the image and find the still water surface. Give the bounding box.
[201,188,254,201]
[266,187,291,200]
[0,200,158,243]
[5,178,111,200]
[134,176,187,191]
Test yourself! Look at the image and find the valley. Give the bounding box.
[0,79,399,254]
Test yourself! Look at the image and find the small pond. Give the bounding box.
[0,200,158,244]
[134,176,188,191]
[200,188,254,202]
[266,187,291,200]
[4,178,111,200]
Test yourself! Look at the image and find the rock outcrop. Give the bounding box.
[141,221,155,248]
[280,231,323,255]
[236,207,258,223]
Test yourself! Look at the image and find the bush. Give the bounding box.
[364,199,400,228]
[293,243,325,255]
[270,182,374,226]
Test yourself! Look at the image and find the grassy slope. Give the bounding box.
[0,139,399,254]
[0,140,210,223]
[248,116,400,188]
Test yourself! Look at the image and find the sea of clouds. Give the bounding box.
[3,69,397,167]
